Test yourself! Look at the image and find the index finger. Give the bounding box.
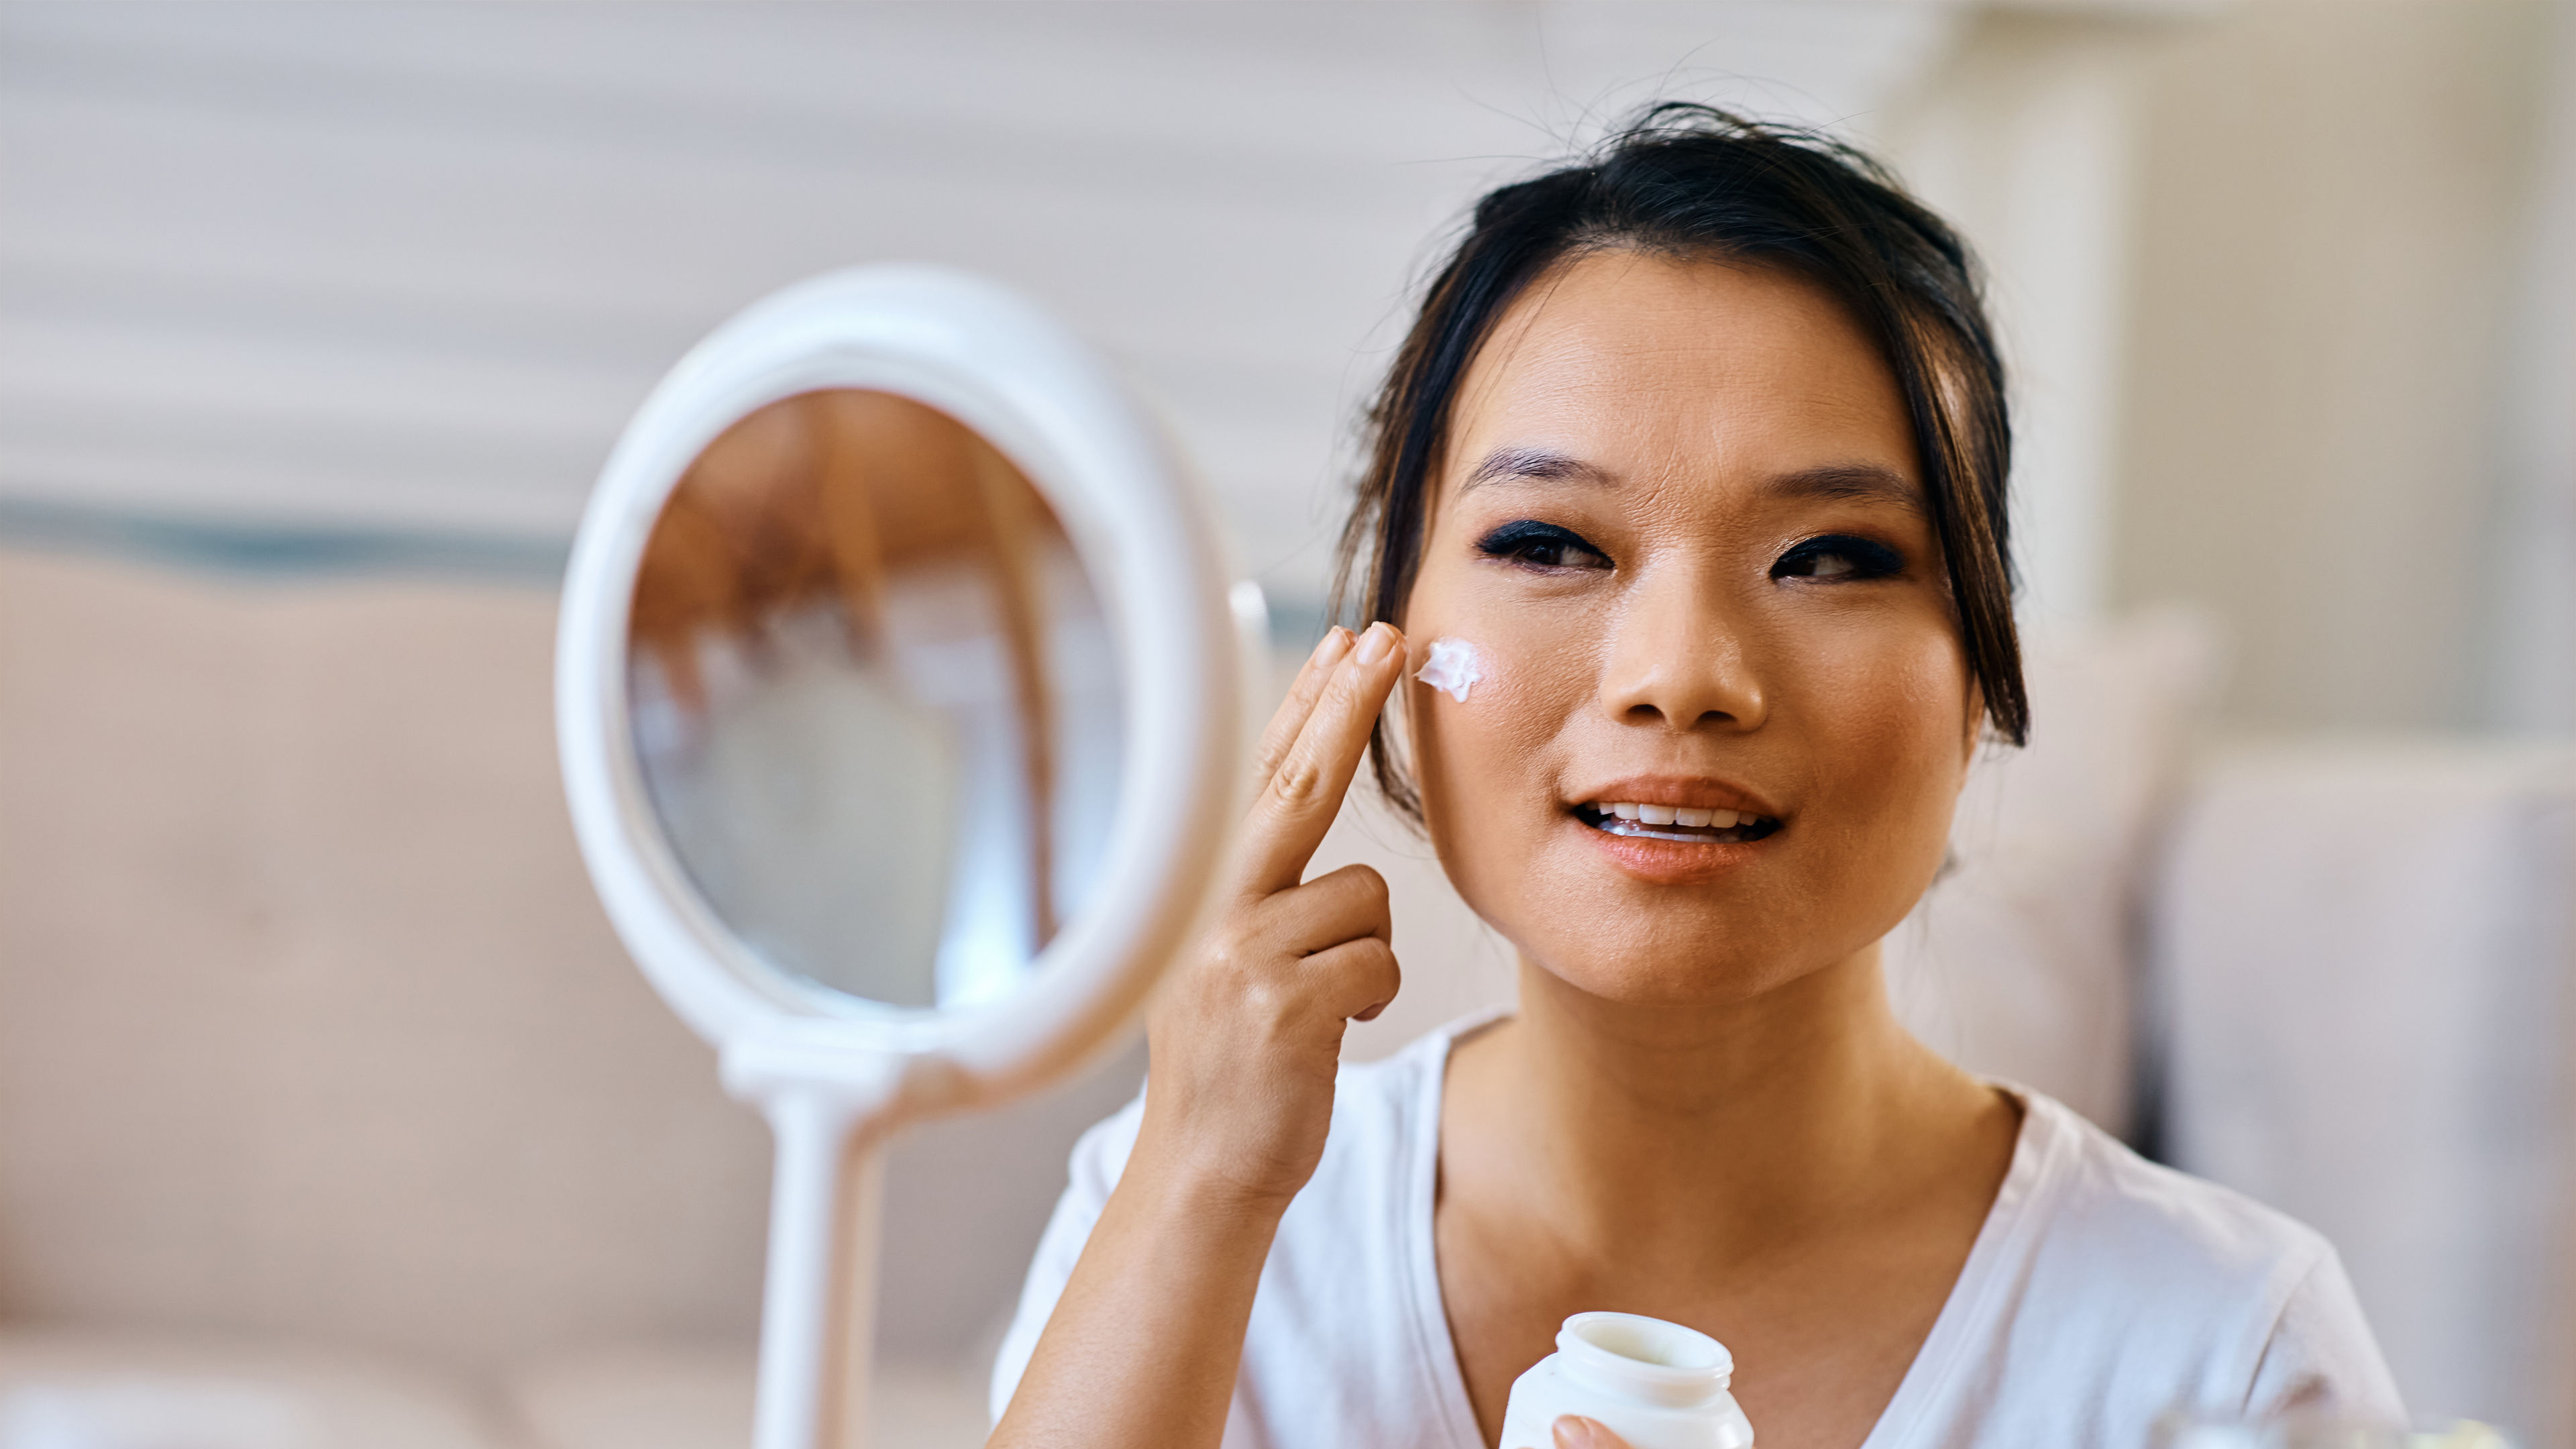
[1252,626,1355,797]
[1235,621,1407,898]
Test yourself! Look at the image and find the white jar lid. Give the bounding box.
[1555,1312,1733,1408]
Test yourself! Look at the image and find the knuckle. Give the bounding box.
[1259,700,1303,743]
[1253,722,1301,774]
[1201,919,1263,973]
[1312,867,1390,938]
[1316,938,1399,1011]
[1348,864,1389,906]
[1239,889,1296,936]
[1311,862,1381,901]
[1269,753,1327,808]
[1238,973,1288,1019]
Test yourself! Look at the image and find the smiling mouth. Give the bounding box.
[1574,800,1782,844]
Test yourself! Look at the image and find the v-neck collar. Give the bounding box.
[1397,1015,2061,1449]
[1854,1085,2061,1449]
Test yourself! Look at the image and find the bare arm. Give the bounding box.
[989,622,1410,1449]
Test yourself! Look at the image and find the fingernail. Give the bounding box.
[1310,627,1352,667]
[1354,623,1394,665]
[1553,1416,1607,1449]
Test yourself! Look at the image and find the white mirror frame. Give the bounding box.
[556,265,1243,1449]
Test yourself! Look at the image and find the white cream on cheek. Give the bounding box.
[1415,637,1486,703]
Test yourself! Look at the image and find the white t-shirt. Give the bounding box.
[993,1015,2404,1448]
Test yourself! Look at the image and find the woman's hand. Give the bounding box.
[987,623,1409,1449]
[1132,620,1410,1210]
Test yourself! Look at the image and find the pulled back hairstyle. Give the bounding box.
[1330,103,2027,820]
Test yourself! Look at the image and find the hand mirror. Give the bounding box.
[556,267,1246,1449]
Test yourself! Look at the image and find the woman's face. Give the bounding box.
[1403,250,1976,1008]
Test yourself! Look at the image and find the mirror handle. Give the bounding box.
[741,1068,900,1449]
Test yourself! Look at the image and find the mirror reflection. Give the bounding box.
[627,390,1121,1012]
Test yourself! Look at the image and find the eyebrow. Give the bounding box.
[1459,447,1615,492]
[1765,463,1925,516]
[1460,448,1923,516]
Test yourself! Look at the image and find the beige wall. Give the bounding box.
[2110,0,2553,729]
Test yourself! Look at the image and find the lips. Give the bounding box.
[1580,800,1778,841]
[1562,776,1784,882]
[1568,774,1780,821]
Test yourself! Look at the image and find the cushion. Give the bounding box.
[508,1345,990,1449]
[2153,739,2576,1438]
[0,1328,503,1449]
[1862,608,2214,1136]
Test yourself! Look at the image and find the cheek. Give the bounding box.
[1415,637,1487,703]
[1790,619,1973,867]
[1403,612,1592,865]
[1407,625,1573,781]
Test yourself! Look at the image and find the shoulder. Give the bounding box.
[1975,1090,2404,1424]
[2019,1090,2334,1303]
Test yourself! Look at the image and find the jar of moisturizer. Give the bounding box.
[1498,1312,1755,1449]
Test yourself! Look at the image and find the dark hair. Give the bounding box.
[1331,103,2027,820]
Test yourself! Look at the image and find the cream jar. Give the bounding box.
[1497,1312,1755,1449]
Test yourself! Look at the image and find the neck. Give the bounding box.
[1451,942,1985,1266]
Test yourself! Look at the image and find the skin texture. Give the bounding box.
[990,252,2020,1449]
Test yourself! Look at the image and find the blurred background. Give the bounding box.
[1,3,2571,1447]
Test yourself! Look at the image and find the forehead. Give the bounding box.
[1447,250,1915,484]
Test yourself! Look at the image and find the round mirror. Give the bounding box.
[557,265,1245,1449]
[626,388,1122,1016]
[560,264,1242,1090]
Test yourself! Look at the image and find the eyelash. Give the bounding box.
[1474,520,1610,571]
[1772,534,1904,582]
[1476,521,1904,584]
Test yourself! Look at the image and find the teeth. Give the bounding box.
[1587,801,1766,832]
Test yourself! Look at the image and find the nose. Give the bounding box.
[1597,560,1768,733]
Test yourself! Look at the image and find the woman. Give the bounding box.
[987,107,2401,1449]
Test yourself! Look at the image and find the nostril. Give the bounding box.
[1618,705,1737,729]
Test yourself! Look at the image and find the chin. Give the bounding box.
[1511,903,1822,1010]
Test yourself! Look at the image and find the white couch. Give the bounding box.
[1,549,2567,1446]
[2156,739,2576,1444]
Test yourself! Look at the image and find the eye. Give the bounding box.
[1474,519,1611,572]
[1772,533,1904,581]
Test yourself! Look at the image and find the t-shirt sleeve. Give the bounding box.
[986,1091,1146,1426]
[2243,1246,2408,1426]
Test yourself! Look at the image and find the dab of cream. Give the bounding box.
[1416,637,1485,703]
